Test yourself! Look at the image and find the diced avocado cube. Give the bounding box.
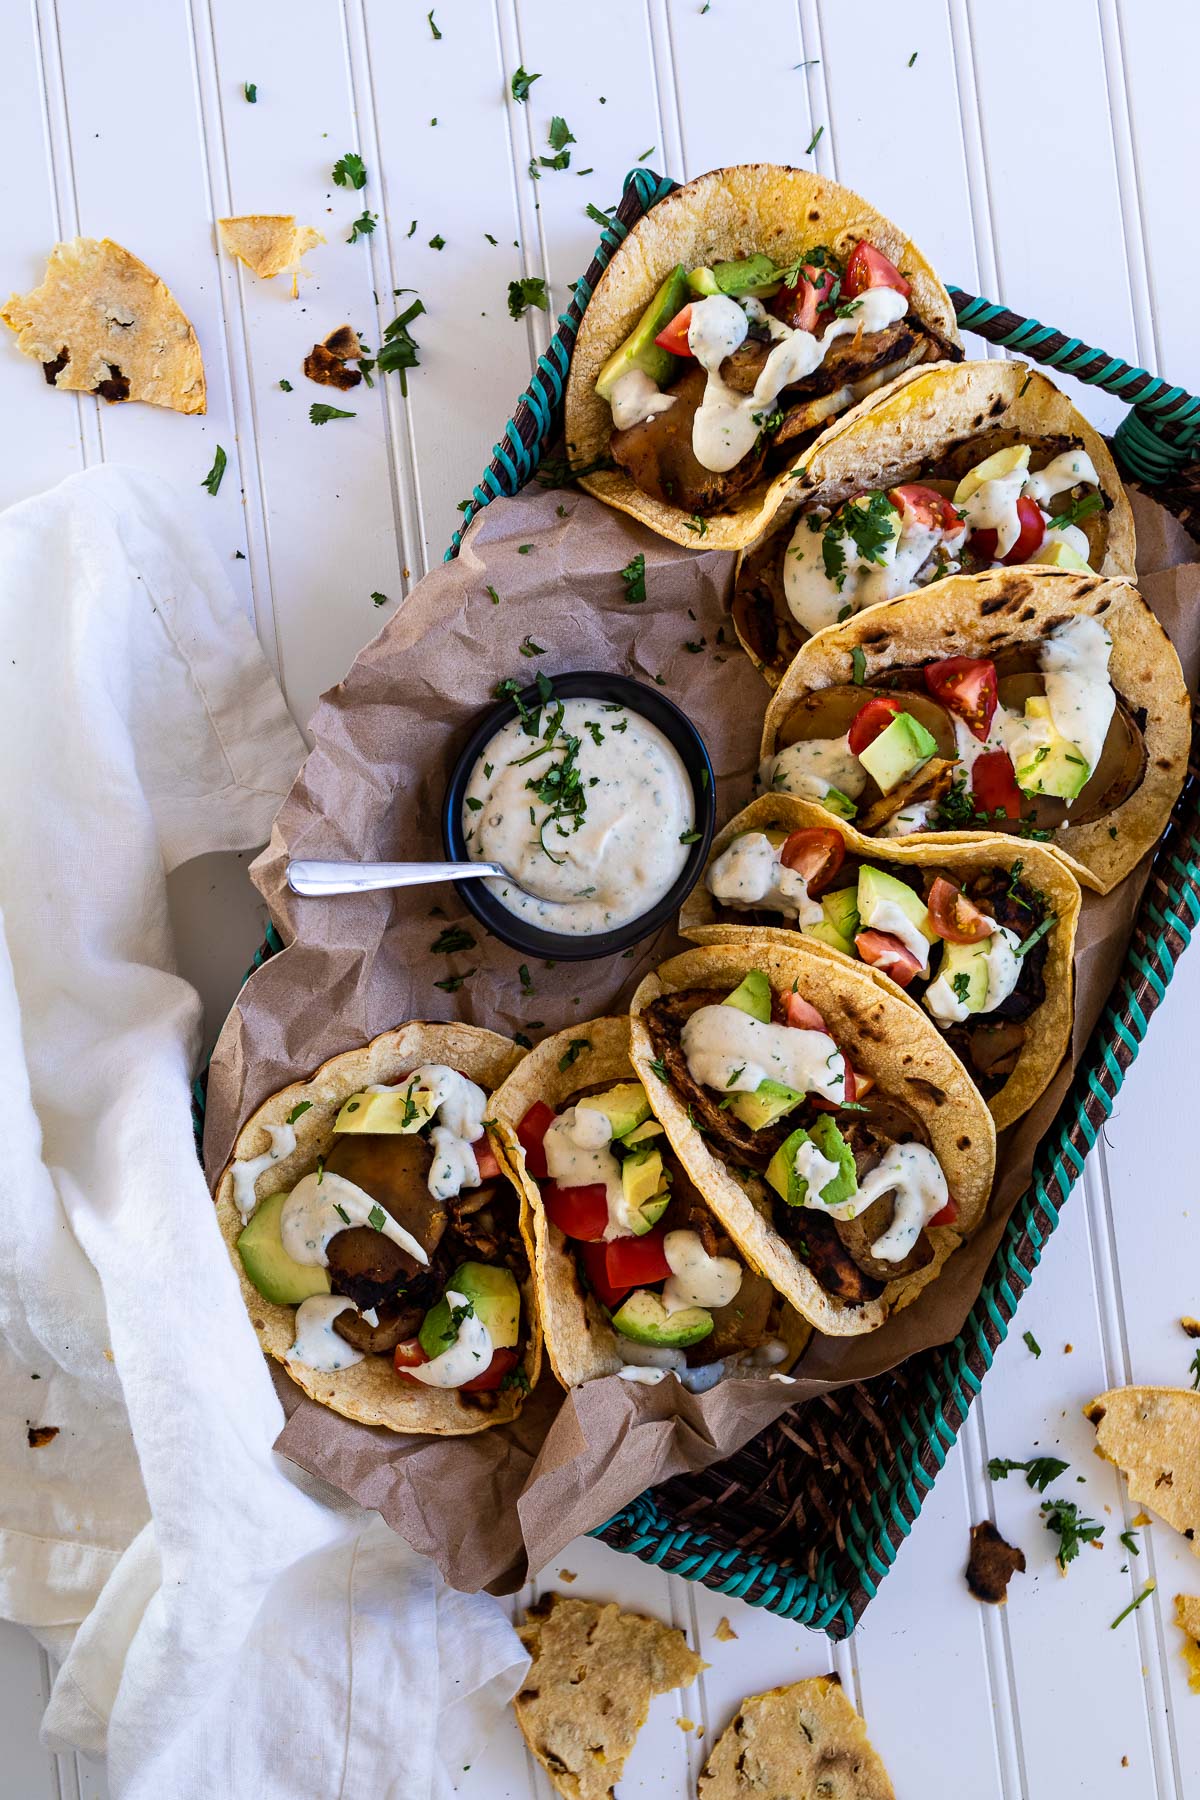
[1013,696,1090,800]
[1029,540,1091,571]
[610,1289,713,1349]
[802,884,860,957]
[722,969,772,1022]
[623,1118,665,1145]
[619,1148,671,1236]
[420,1262,521,1356]
[595,264,690,402]
[712,253,781,298]
[953,443,1031,506]
[857,865,937,944]
[687,266,721,297]
[820,786,858,821]
[857,713,938,795]
[803,920,855,955]
[725,1077,804,1132]
[575,1081,651,1142]
[765,1119,858,1210]
[237,1190,332,1306]
[334,1085,431,1133]
[935,939,990,1013]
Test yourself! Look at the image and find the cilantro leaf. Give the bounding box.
[200,445,227,496]
[508,276,549,320]
[987,1455,1069,1494]
[367,1203,387,1232]
[332,151,367,190]
[376,297,425,396]
[309,404,355,424]
[371,591,387,608]
[558,1037,591,1072]
[1040,1498,1104,1570]
[511,65,541,102]
[348,209,377,244]
[429,233,445,251]
[619,553,647,603]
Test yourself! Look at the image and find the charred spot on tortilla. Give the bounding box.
[43,348,69,383]
[966,1520,1026,1603]
[95,366,129,402]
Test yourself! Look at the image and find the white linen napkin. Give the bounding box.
[0,466,528,1798]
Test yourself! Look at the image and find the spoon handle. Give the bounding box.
[286,859,505,896]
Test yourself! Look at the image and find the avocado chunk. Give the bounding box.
[595,263,690,403]
[934,938,991,1014]
[419,1261,521,1358]
[575,1081,651,1142]
[712,253,781,298]
[858,714,938,795]
[820,786,859,821]
[1029,540,1091,571]
[687,266,720,297]
[803,885,860,956]
[1013,695,1090,799]
[610,1288,713,1349]
[623,1118,665,1146]
[619,1148,671,1235]
[766,1117,858,1210]
[725,1076,804,1132]
[722,969,772,1023]
[334,1083,432,1134]
[953,443,1031,506]
[856,865,936,947]
[237,1190,332,1306]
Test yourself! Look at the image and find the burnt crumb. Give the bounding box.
[322,323,360,359]
[95,364,129,402]
[304,324,365,390]
[967,1520,1026,1603]
[43,348,70,384]
[1182,1317,1200,1339]
[26,1425,59,1448]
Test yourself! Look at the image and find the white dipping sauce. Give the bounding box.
[231,1121,297,1224]
[281,1170,430,1268]
[707,832,823,927]
[680,1005,848,1103]
[405,1290,495,1387]
[286,1296,364,1373]
[463,698,694,935]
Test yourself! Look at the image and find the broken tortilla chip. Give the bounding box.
[217,215,323,282]
[2,238,205,413]
[698,1674,895,1800]
[1084,1387,1200,1553]
[966,1520,1027,1603]
[513,1594,704,1800]
[1175,1595,1200,1693]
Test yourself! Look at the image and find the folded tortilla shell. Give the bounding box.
[629,942,995,1337]
[679,793,1082,1131]
[565,163,959,551]
[1084,1387,1200,1552]
[733,359,1137,682]
[214,1022,541,1435]
[489,1017,811,1387]
[761,569,1192,894]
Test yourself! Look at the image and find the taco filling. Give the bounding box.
[598,242,955,515]
[761,616,1143,839]
[232,1063,531,1404]
[706,829,1055,1097]
[515,1079,790,1385]
[641,970,957,1304]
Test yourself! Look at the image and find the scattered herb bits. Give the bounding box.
[511,65,541,103]
[309,404,355,425]
[200,445,227,496]
[619,553,647,603]
[508,276,549,320]
[332,151,367,190]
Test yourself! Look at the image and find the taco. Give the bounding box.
[758,569,1191,893]
[214,1022,541,1434]
[629,944,995,1337]
[564,163,960,551]
[490,1019,811,1388]
[680,795,1081,1130]
[732,360,1136,681]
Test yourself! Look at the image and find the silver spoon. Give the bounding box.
[286,858,518,897]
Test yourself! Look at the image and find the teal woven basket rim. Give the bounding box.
[201,166,1200,1639]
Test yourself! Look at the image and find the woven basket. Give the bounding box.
[206,169,1200,1638]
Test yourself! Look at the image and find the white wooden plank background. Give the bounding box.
[3,1,1198,1795]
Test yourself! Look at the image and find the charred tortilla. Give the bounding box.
[680,793,1081,1130]
[1084,1387,1200,1552]
[760,570,1191,893]
[214,1022,541,1435]
[565,163,959,551]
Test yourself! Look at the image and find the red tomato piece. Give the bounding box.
[847,695,905,757]
[971,750,1023,821]
[459,1347,520,1392]
[543,1181,610,1242]
[843,240,911,301]
[784,990,828,1032]
[929,1195,959,1228]
[968,526,999,563]
[393,1338,430,1380]
[1001,494,1046,566]
[927,876,993,945]
[923,656,998,742]
[605,1225,672,1289]
[470,1135,501,1181]
[854,929,923,987]
[780,828,845,897]
[771,275,818,333]
[516,1100,556,1179]
[578,1240,633,1310]
[888,484,965,535]
[654,304,694,358]
[852,1067,875,1100]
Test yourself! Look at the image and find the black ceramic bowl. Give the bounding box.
[442,671,716,963]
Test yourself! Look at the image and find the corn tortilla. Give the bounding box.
[697,1674,895,1800]
[217,215,324,281]
[1084,1386,1200,1552]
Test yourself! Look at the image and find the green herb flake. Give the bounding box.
[1023,1329,1042,1357]
[407,219,418,239]
[278,378,293,391]
[377,296,425,396]
[636,147,655,163]
[679,829,702,845]
[1111,1581,1156,1629]
[431,924,476,955]
[987,1455,1069,1493]
[851,646,867,686]
[511,65,541,103]
[348,210,377,244]
[1047,491,1105,532]
[429,233,446,251]
[332,151,367,190]
[1119,1528,1141,1556]
[806,125,824,155]
[286,1101,313,1125]
[371,591,388,608]
[908,50,918,66]
[1015,915,1056,958]
[434,970,476,993]
[1189,1345,1200,1390]
[619,552,647,603]
[648,1057,670,1084]
[367,1203,388,1232]
[508,276,549,320]
[427,8,441,37]
[558,1037,591,1072]
[243,82,257,103]
[309,404,355,425]
[519,635,546,658]
[549,115,575,152]
[1040,1497,1103,1570]
[200,445,227,496]
[585,202,610,229]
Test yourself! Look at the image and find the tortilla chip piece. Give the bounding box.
[966,1520,1027,1603]
[217,215,324,281]
[1084,1387,1200,1552]
[698,1674,894,1799]
[514,1594,704,1800]
[1174,1595,1200,1693]
[304,325,364,391]
[2,238,205,413]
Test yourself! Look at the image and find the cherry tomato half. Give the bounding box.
[654,303,695,359]
[578,1240,633,1310]
[394,1338,430,1378]
[543,1180,609,1242]
[923,656,998,742]
[888,483,965,535]
[460,1347,521,1392]
[470,1135,502,1181]
[843,240,911,301]
[854,929,924,987]
[772,275,819,333]
[516,1100,556,1179]
[780,827,845,897]
[927,876,993,945]
[971,750,1023,821]
[784,990,828,1032]
[928,1195,959,1229]
[847,695,906,757]
[811,1059,856,1113]
[605,1226,672,1290]
[1002,494,1046,565]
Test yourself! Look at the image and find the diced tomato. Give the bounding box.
[579,1240,633,1310]
[971,750,1023,821]
[852,1068,875,1100]
[772,275,819,333]
[471,1135,501,1181]
[394,1339,430,1380]
[516,1100,556,1179]
[854,929,924,987]
[810,1065,875,1114]
[1002,495,1046,565]
[927,876,993,945]
[654,304,694,359]
[543,1180,610,1242]
[780,828,845,897]
[888,484,965,536]
[785,990,828,1032]
[843,240,911,301]
[928,1195,959,1228]
[923,656,998,742]
[968,526,999,563]
[606,1226,672,1289]
[847,695,905,757]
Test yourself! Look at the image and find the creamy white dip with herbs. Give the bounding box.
[463,698,694,935]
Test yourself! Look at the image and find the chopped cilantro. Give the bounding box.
[1111,1581,1156,1629]
[348,210,377,243]
[518,544,534,554]
[1023,1329,1042,1357]
[987,1455,1069,1493]
[585,202,611,229]
[434,971,475,993]
[1190,1345,1200,1390]
[243,82,257,103]
[558,1037,590,1072]
[679,829,702,845]
[427,8,441,37]
[1119,1528,1141,1555]
[951,970,971,1004]
[367,1203,387,1232]
[518,635,546,658]
[648,1058,669,1083]
[278,378,293,391]
[806,125,824,154]
[286,1101,312,1126]
[309,404,355,424]
[371,591,387,608]
[908,50,918,66]
[619,553,647,603]
[636,147,655,162]
[518,963,535,994]
[332,151,367,189]
[851,646,867,685]
[429,233,446,251]
[1041,1497,1104,1570]
[407,219,417,238]
[1015,915,1056,958]
[511,65,541,102]
[200,445,227,496]
[486,585,500,606]
[333,1202,350,1225]
[508,276,549,320]
[377,297,425,396]
[1047,491,1104,532]
[431,925,476,955]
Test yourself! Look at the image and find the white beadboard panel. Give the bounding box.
[661,0,814,178]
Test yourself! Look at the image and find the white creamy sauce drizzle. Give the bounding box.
[1024,449,1100,508]
[856,892,931,968]
[1041,615,1115,774]
[760,735,867,805]
[542,1106,646,1240]
[617,1365,671,1385]
[280,1170,430,1268]
[784,508,959,637]
[428,1126,480,1202]
[687,286,910,474]
[231,1121,298,1224]
[618,1339,686,1372]
[406,1290,494,1387]
[856,1143,949,1263]
[286,1296,364,1373]
[879,802,931,837]
[961,467,1028,557]
[924,924,1022,1024]
[793,1137,841,1199]
[463,699,693,936]
[661,1229,742,1315]
[681,1005,848,1103]
[365,1064,488,1201]
[706,831,823,926]
[609,366,676,430]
